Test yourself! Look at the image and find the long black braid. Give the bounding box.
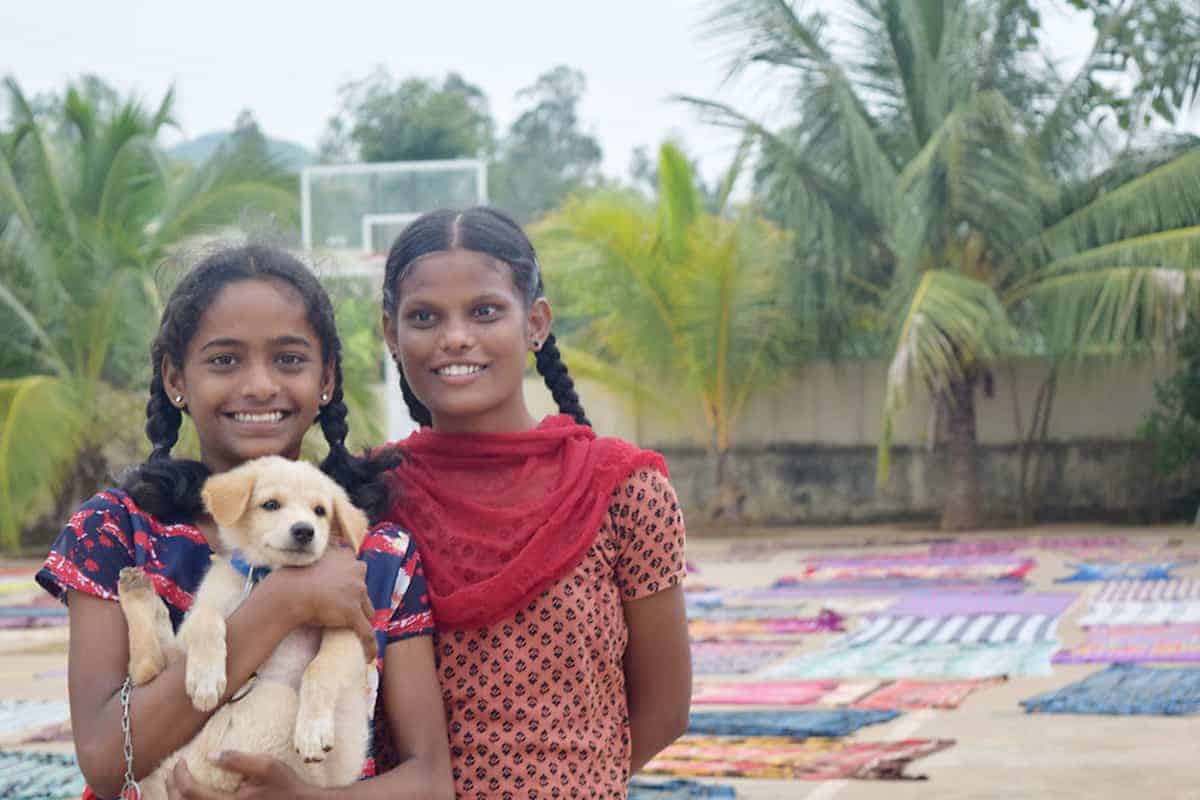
[382,206,590,427]
[123,245,397,521]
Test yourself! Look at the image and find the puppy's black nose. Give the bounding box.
[290,522,315,546]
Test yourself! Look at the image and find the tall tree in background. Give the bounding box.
[0,77,297,550]
[491,66,603,223]
[536,142,793,518]
[687,0,1200,529]
[319,68,495,163]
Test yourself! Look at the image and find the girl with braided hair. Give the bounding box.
[378,207,692,799]
[36,245,453,800]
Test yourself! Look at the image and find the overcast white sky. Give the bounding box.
[2,1,1189,184]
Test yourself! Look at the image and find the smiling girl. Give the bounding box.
[35,246,452,800]
[378,208,693,799]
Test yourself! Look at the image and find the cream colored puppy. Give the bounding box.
[117,456,371,799]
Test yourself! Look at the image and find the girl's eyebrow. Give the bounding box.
[199,335,314,351]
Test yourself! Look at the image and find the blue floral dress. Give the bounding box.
[37,487,435,784]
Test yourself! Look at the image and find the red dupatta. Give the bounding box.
[386,415,667,630]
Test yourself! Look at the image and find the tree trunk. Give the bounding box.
[709,448,746,522]
[940,373,982,530]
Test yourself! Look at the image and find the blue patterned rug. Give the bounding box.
[688,708,899,739]
[630,778,737,798]
[0,750,85,799]
[1021,663,1200,715]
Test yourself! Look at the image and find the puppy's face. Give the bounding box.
[201,456,368,568]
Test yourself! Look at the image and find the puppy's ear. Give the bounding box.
[330,488,369,552]
[202,466,257,527]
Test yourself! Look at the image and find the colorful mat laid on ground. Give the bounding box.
[0,698,72,746]
[0,750,85,800]
[852,678,1005,710]
[883,591,1076,618]
[1079,579,1200,626]
[724,537,954,561]
[691,679,880,706]
[691,641,796,675]
[687,593,896,615]
[1055,561,1189,582]
[763,641,1058,679]
[0,603,69,628]
[687,708,898,739]
[741,579,1026,598]
[689,610,844,640]
[1053,624,1200,663]
[1021,663,1200,715]
[777,555,1035,583]
[644,736,955,781]
[846,613,1060,646]
[629,778,737,799]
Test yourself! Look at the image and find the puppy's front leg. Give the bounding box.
[118,567,172,686]
[178,561,244,712]
[295,628,368,762]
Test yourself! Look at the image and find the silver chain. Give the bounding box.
[119,676,141,800]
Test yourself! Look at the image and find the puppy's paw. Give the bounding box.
[185,657,226,712]
[294,707,335,763]
[118,566,155,596]
[129,650,167,686]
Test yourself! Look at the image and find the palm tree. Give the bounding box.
[684,0,1200,529]
[0,77,297,550]
[534,142,794,519]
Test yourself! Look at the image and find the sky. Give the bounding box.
[1,1,1189,185]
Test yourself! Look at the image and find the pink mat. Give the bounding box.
[852,678,1005,710]
[1054,625,1200,663]
[692,680,840,706]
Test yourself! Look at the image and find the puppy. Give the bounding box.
[117,456,371,799]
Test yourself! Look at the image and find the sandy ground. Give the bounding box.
[5,523,1200,799]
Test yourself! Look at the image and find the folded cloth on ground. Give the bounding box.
[644,736,954,781]
[1055,561,1189,582]
[0,698,72,746]
[763,641,1057,679]
[776,557,1034,584]
[628,778,737,799]
[846,612,1059,646]
[883,591,1076,618]
[689,610,844,640]
[1053,624,1200,664]
[745,579,1026,598]
[691,679,880,706]
[692,641,796,676]
[1021,663,1200,715]
[687,708,898,738]
[852,678,1005,710]
[0,750,85,800]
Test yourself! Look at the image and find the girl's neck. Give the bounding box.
[429,408,540,436]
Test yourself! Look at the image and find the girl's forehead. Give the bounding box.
[190,279,318,346]
[399,250,518,297]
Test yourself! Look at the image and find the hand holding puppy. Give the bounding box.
[266,548,378,663]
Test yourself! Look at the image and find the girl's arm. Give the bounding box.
[623,584,692,772]
[71,549,374,798]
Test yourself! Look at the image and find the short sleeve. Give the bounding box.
[611,468,687,600]
[360,523,436,644]
[36,490,137,604]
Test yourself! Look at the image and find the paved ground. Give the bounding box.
[5,523,1200,799]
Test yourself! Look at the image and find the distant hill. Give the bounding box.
[168,131,315,172]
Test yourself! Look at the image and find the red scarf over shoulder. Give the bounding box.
[385,415,667,630]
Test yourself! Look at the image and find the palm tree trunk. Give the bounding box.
[940,373,982,530]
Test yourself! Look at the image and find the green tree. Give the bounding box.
[535,142,793,519]
[491,66,603,223]
[0,77,297,550]
[320,68,495,163]
[687,0,1200,529]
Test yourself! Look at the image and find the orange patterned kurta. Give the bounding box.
[433,469,687,799]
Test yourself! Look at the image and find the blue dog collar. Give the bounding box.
[229,553,271,594]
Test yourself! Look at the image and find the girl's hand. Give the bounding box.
[165,753,315,800]
[264,547,377,661]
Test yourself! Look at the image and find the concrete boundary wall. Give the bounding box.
[519,357,1193,523]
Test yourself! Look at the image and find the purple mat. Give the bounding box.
[744,580,1026,599]
[884,592,1076,617]
[807,553,1029,568]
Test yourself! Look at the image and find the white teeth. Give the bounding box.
[437,364,483,377]
[234,411,284,423]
